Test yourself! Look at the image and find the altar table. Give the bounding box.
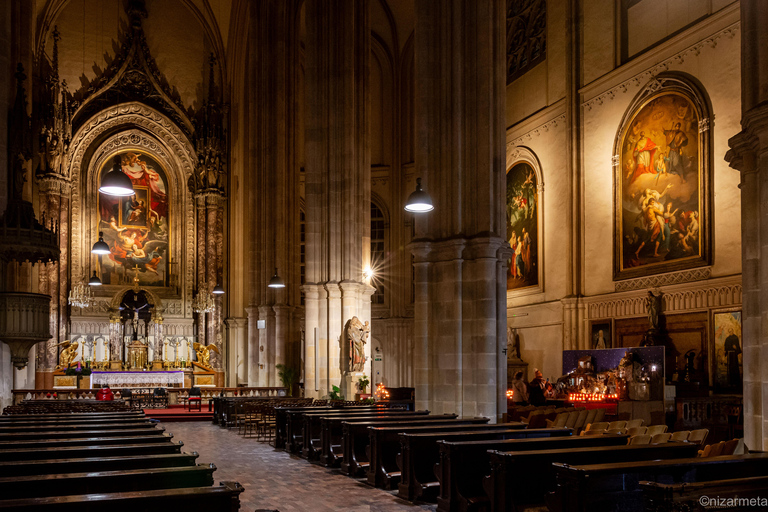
[90,370,185,389]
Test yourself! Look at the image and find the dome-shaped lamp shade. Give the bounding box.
[212,284,225,294]
[99,169,135,196]
[404,178,434,212]
[268,268,285,288]
[91,232,111,255]
[88,271,102,286]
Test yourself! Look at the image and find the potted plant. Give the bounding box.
[355,374,370,401]
[275,364,298,396]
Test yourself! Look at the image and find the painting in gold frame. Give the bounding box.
[711,309,742,393]
[614,79,711,281]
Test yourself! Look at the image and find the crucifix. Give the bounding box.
[131,264,141,291]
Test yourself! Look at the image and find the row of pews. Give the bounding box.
[267,405,768,512]
[0,400,244,511]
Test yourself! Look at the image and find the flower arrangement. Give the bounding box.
[65,362,92,376]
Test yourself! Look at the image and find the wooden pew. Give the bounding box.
[0,426,166,441]
[0,420,154,434]
[640,475,768,512]
[286,407,397,454]
[0,432,176,450]
[0,411,145,421]
[0,480,245,511]
[483,442,699,512]
[275,405,383,449]
[340,418,496,477]
[315,412,435,465]
[435,434,630,512]
[0,417,152,428]
[546,453,768,512]
[0,452,199,478]
[0,441,184,462]
[396,428,572,502]
[0,464,216,500]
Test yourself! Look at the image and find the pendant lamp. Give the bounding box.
[99,169,134,196]
[91,232,111,254]
[268,268,285,288]
[404,177,434,212]
[88,271,102,286]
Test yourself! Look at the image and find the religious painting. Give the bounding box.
[97,151,169,287]
[712,310,742,393]
[506,162,539,290]
[615,87,710,280]
[590,319,613,350]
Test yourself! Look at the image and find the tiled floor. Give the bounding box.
[160,420,437,512]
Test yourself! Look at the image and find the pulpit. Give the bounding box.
[128,340,148,369]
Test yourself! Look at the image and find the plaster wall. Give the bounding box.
[581,7,742,296]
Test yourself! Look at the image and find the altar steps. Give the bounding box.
[143,405,213,422]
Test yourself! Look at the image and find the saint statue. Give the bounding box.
[345,317,369,372]
[192,342,220,369]
[54,340,80,369]
[646,290,662,331]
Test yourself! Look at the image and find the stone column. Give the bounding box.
[412,0,507,420]
[225,317,247,386]
[303,0,372,399]
[725,0,768,450]
[245,306,260,387]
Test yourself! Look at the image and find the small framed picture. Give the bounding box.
[590,319,613,350]
[711,309,742,393]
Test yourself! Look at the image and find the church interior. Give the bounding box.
[1,0,768,509]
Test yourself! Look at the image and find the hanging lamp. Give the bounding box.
[404,177,434,212]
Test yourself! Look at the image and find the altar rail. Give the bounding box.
[11,387,288,406]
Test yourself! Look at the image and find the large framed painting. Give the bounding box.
[589,319,613,350]
[97,151,170,287]
[506,161,539,291]
[614,77,711,280]
[711,309,742,393]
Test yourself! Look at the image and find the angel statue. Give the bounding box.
[345,316,370,372]
[192,342,220,369]
[54,340,80,370]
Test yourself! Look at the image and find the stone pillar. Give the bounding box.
[303,0,372,399]
[412,0,507,420]
[225,317,247,386]
[725,0,768,450]
[302,284,320,394]
[245,306,260,387]
[258,305,274,387]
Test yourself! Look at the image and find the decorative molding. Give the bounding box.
[507,114,565,148]
[698,117,710,133]
[615,267,711,292]
[587,278,741,320]
[583,22,739,111]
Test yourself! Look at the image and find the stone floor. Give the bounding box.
[159,420,437,512]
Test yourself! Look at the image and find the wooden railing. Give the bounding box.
[11,386,288,405]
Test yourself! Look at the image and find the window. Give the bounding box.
[371,202,386,305]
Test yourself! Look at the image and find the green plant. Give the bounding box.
[328,384,344,400]
[275,364,298,396]
[357,374,370,393]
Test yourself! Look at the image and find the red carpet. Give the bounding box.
[143,404,213,422]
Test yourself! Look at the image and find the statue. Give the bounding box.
[345,317,369,372]
[646,290,662,331]
[192,342,220,369]
[507,326,522,360]
[54,340,80,369]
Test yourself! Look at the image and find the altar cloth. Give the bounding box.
[90,370,185,388]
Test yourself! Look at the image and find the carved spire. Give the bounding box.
[192,53,226,195]
[36,25,72,180]
[9,64,32,200]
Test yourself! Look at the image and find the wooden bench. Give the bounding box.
[0,420,155,434]
[0,426,166,441]
[0,452,200,478]
[0,433,176,450]
[0,464,216,500]
[0,441,184,462]
[484,442,699,512]
[435,434,630,512]
[0,480,244,511]
[274,405,383,448]
[547,453,768,512]
[315,412,435,465]
[396,428,572,502]
[296,409,425,457]
[0,417,152,428]
[0,411,145,421]
[340,418,495,477]
[291,407,405,454]
[640,475,768,512]
[284,406,384,452]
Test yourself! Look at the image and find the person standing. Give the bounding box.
[528,369,546,406]
[511,371,529,405]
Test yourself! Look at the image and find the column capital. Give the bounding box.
[726,102,768,174]
[272,304,293,317]
[301,283,321,300]
[324,281,342,299]
[224,316,247,328]
[37,174,71,196]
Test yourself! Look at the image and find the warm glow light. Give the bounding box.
[363,266,374,280]
[506,389,514,399]
[374,383,390,400]
[568,392,619,402]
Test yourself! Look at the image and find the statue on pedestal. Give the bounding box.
[345,317,369,372]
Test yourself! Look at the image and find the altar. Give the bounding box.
[90,370,185,389]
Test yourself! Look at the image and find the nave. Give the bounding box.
[163,421,437,512]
